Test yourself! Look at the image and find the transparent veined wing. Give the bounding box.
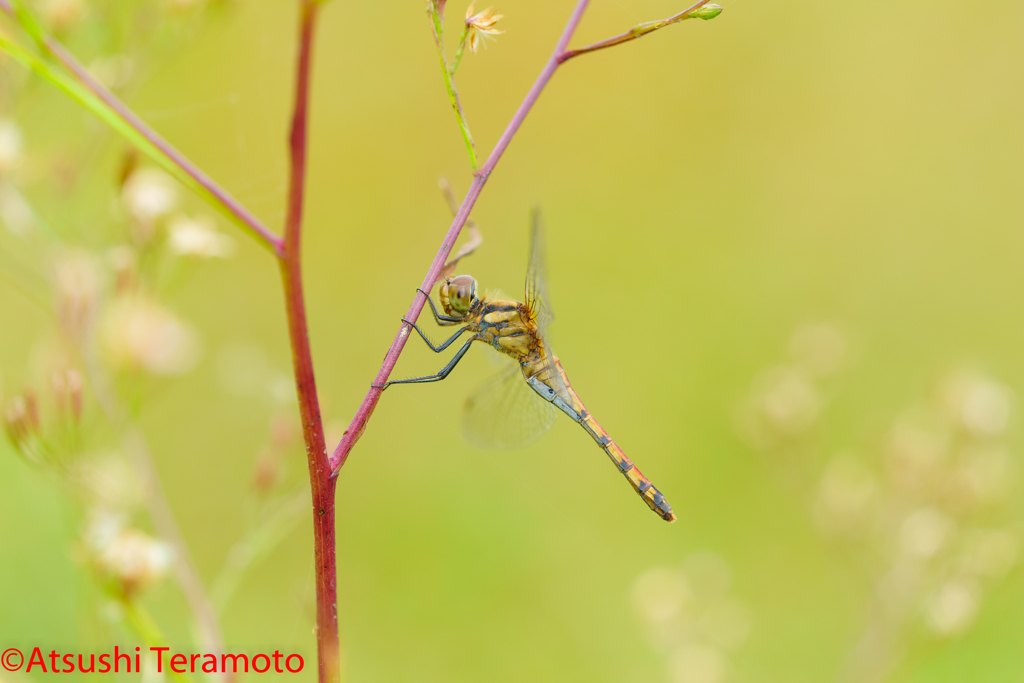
[525,209,554,330]
[463,357,557,448]
[523,209,571,403]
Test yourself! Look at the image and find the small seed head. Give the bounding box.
[465,2,505,52]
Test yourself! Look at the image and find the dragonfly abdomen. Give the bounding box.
[578,407,676,522]
[528,358,677,523]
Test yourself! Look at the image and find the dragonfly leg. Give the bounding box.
[374,338,474,390]
[417,288,463,326]
[402,320,471,353]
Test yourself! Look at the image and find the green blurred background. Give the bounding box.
[3,0,1024,681]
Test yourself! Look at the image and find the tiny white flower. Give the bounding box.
[121,168,178,222]
[167,215,234,259]
[925,579,980,637]
[87,515,173,595]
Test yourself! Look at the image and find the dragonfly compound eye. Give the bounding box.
[447,275,477,313]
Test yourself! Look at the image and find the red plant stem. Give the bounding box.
[279,3,338,683]
[330,0,592,471]
[559,0,713,62]
[0,2,284,256]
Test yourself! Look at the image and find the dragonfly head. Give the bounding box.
[440,275,478,317]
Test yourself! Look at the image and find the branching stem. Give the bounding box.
[277,3,339,683]
[331,0,593,471]
[560,0,716,62]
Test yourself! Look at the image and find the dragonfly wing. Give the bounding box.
[463,358,557,449]
[525,209,555,330]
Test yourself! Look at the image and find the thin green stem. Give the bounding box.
[429,5,478,169]
[451,24,470,75]
[121,598,196,683]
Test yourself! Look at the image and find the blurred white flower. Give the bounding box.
[940,371,1011,437]
[790,323,847,378]
[167,215,234,258]
[84,511,125,555]
[0,183,35,235]
[121,168,178,222]
[634,552,750,679]
[669,643,727,683]
[925,579,980,637]
[86,514,172,595]
[100,297,198,375]
[899,507,953,560]
[0,119,23,175]
[814,454,877,535]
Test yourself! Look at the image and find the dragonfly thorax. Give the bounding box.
[439,274,479,317]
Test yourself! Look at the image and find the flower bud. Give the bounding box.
[52,367,85,422]
[53,250,103,342]
[691,3,723,20]
[3,396,35,447]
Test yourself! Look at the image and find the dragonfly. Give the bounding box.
[379,213,675,522]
